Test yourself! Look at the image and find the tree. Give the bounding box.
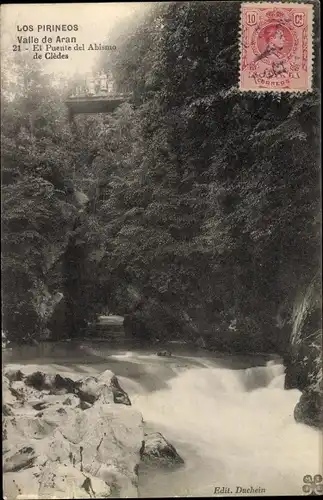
[1,53,78,341]
[90,1,320,352]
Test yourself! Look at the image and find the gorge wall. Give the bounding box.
[2,1,321,430]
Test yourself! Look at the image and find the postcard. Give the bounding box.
[1,2,321,498]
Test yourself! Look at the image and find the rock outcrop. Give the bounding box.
[3,366,143,499]
[141,432,184,467]
[284,274,322,429]
[156,351,172,357]
[294,388,323,429]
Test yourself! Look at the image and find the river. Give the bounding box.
[3,341,321,497]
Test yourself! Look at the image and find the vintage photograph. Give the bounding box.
[1,1,322,498]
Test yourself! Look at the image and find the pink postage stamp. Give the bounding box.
[239,2,314,92]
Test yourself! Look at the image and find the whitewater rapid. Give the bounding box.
[4,344,321,497]
[113,353,321,497]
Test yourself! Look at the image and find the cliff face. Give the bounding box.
[121,297,289,355]
[284,274,322,428]
[2,189,89,344]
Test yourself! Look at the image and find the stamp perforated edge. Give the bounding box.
[238,1,315,95]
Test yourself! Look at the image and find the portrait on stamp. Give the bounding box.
[240,3,313,92]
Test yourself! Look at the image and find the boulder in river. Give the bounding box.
[157,350,172,357]
[5,369,25,383]
[294,388,323,429]
[25,371,78,394]
[75,371,131,406]
[109,374,132,405]
[141,432,184,467]
[285,275,322,428]
[75,376,102,404]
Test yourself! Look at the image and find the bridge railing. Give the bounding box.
[69,74,119,98]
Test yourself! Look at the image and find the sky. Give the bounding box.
[1,3,150,79]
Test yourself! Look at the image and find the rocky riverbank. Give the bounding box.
[3,364,183,499]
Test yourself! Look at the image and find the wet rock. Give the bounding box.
[57,404,143,496]
[75,376,100,404]
[76,372,131,406]
[3,379,17,406]
[30,394,80,413]
[294,389,323,429]
[142,432,184,467]
[3,404,14,416]
[36,404,73,431]
[3,364,142,498]
[3,445,37,472]
[32,401,48,411]
[157,350,172,357]
[39,463,111,499]
[46,428,73,463]
[63,395,79,406]
[25,371,78,395]
[56,407,67,415]
[75,376,115,405]
[3,424,9,448]
[77,400,92,410]
[286,277,322,427]
[97,384,115,404]
[110,374,131,405]
[10,381,28,401]
[25,371,46,391]
[3,466,41,500]
[46,373,78,395]
[6,413,58,441]
[5,369,24,382]
[139,440,145,458]
[97,369,115,385]
[10,380,49,406]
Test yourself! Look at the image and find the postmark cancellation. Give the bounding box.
[239,2,314,92]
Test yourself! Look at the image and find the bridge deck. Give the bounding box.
[66,94,130,114]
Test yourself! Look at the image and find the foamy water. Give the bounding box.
[4,345,321,497]
[114,355,321,497]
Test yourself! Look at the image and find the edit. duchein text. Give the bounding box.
[214,487,233,494]
[213,486,266,495]
[236,486,266,494]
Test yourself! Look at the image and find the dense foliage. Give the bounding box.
[2,53,98,340]
[2,2,320,364]
[93,1,320,352]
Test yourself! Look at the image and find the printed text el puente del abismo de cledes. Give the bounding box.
[14,24,116,60]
